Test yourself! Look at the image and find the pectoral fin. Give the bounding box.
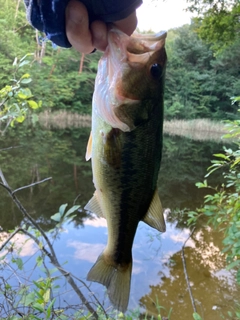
[143,189,166,232]
[84,191,105,218]
[85,131,92,161]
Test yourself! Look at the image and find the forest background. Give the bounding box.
[0,0,239,122]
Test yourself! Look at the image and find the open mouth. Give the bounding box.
[108,28,167,65]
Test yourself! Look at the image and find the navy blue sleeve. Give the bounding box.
[24,0,142,48]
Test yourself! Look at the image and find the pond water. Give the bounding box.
[0,125,239,319]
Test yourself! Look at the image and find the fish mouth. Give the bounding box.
[92,28,167,132]
[108,28,167,64]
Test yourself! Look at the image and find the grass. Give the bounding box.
[163,119,228,142]
[38,110,91,129]
[38,111,228,142]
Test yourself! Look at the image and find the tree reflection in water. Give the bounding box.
[140,223,239,320]
[0,125,238,317]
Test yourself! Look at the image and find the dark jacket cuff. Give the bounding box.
[24,0,72,48]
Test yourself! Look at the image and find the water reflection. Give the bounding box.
[0,125,238,317]
[49,216,240,318]
[140,225,239,320]
[0,232,37,258]
[67,240,105,263]
[0,125,226,230]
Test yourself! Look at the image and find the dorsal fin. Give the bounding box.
[142,189,166,232]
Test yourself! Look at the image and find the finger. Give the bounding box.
[113,11,138,36]
[66,0,94,53]
[91,20,108,52]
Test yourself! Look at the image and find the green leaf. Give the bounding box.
[36,256,43,267]
[237,269,240,284]
[193,312,202,320]
[20,53,34,62]
[20,77,32,84]
[213,153,228,159]
[205,166,220,177]
[196,180,208,188]
[28,100,39,109]
[43,289,50,303]
[222,133,233,139]
[13,57,18,66]
[34,289,44,301]
[32,302,45,312]
[46,298,56,319]
[24,292,36,306]
[17,92,28,99]
[14,257,23,270]
[16,115,25,123]
[226,260,240,270]
[59,203,68,216]
[19,60,30,68]
[20,73,31,79]
[65,205,80,217]
[51,212,61,222]
[33,280,42,289]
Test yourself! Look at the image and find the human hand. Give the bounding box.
[65,0,138,54]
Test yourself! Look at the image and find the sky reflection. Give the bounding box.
[46,215,239,317]
[0,232,37,258]
[1,206,239,318]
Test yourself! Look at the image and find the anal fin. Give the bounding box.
[143,189,166,232]
[84,191,105,218]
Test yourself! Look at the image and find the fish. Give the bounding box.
[85,28,167,312]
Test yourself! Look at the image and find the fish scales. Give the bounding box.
[93,113,161,258]
[85,28,167,312]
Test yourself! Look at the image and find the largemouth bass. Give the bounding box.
[85,28,167,312]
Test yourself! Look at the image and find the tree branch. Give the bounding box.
[181,227,197,313]
[0,170,102,319]
[0,145,22,152]
[0,118,12,136]
[17,228,99,318]
[12,177,52,194]
[71,273,108,318]
[0,227,24,252]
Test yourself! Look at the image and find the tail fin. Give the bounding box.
[87,253,132,312]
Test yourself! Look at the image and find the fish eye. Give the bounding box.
[150,63,162,79]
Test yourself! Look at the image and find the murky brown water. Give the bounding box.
[0,125,239,319]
